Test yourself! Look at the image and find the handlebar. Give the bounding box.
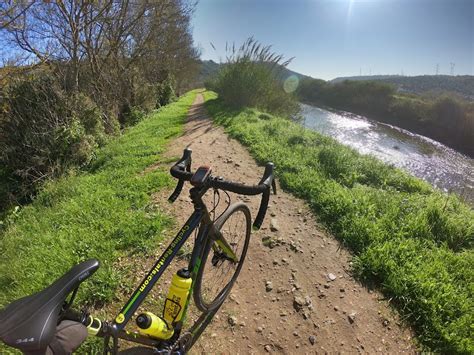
[169,148,276,229]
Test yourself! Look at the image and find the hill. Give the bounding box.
[331,75,474,100]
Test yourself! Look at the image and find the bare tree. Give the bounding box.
[1,0,199,102]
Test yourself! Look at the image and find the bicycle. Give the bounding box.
[0,148,276,354]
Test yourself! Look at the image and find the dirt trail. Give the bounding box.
[159,93,416,354]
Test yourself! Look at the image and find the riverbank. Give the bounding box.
[297,79,474,158]
[204,91,474,353]
[299,103,474,206]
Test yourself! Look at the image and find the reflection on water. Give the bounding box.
[300,103,474,205]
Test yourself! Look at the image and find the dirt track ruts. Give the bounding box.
[158,93,416,354]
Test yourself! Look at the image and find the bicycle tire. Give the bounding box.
[193,202,251,312]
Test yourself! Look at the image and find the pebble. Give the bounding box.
[327,273,337,281]
[293,295,305,311]
[256,326,263,333]
[265,281,273,292]
[348,312,357,324]
[270,218,280,231]
[228,315,237,326]
[264,345,272,352]
[309,335,316,345]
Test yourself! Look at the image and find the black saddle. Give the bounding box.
[0,259,99,352]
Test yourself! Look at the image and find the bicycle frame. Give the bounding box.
[92,186,229,354]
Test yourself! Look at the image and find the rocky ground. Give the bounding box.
[141,93,417,354]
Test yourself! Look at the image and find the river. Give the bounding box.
[300,103,474,205]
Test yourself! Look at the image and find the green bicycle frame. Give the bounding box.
[95,186,236,354]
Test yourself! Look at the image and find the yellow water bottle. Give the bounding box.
[136,312,174,340]
[163,268,192,326]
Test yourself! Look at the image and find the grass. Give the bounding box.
[0,91,197,313]
[204,91,474,354]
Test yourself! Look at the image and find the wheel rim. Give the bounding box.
[198,208,249,307]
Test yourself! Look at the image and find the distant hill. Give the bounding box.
[331,75,401,83]
[196,59,220,84]
[276,66,311,81]
[331,75,474,100]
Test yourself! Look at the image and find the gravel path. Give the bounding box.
[158,93,416,354]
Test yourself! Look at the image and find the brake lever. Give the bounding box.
[168,179,185,203]
[168,150,193,203]
[271,179,277,195]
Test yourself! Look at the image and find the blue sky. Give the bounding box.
[192,0,473,80]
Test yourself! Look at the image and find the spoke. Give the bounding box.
[199,208,248,306]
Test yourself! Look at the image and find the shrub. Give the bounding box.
[70,93,107,145]
[208,38,298,116]
[156,76,177,108]
[119,103,147,127]
[0,72,101,201]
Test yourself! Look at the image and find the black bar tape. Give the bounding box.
[253,188,270,229]
[168,179,185,202]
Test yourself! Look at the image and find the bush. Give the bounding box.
[0,72,102,201]
[208,38,298,116]
[389,95,430,123]
[119,103,147,127]
[70,93,107,145]
[156,76,177,108]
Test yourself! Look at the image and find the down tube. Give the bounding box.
[113,210,203,330]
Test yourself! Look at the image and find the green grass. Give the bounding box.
[0,91,197,311]
[204,91,474,354]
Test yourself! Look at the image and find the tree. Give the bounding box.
[0,0,199,115]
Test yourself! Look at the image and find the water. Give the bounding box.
[300,103,474,205]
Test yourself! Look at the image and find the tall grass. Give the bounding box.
[0,91,197,311]
[204,91,474,353]
[207,37,298,116]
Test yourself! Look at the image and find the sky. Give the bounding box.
[192,0,474,80]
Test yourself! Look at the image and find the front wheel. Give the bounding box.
[194,202,251,312]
